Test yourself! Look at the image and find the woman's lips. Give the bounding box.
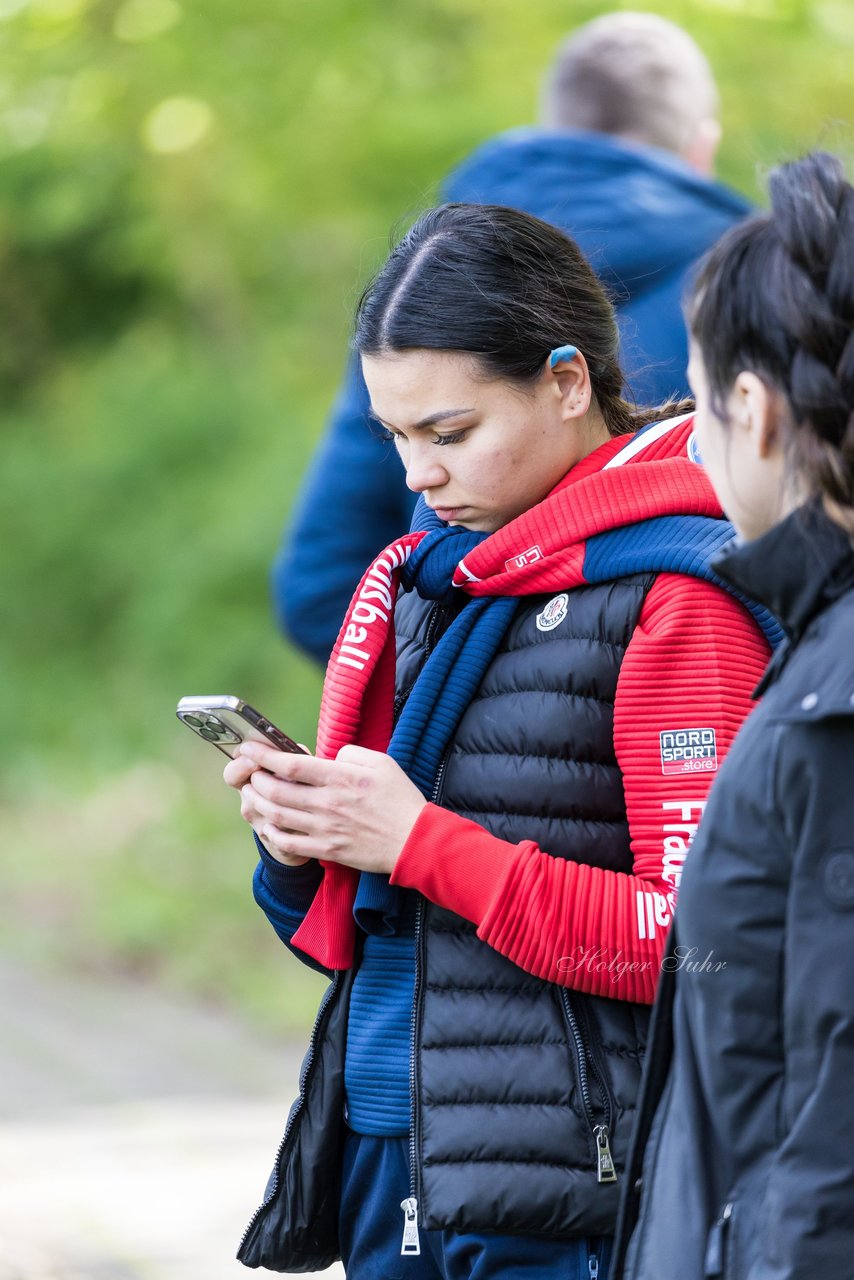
[431,506,466,521]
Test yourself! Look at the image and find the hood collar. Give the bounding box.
[712,500,854,646]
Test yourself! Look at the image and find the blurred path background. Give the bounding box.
[0,957,342,1279]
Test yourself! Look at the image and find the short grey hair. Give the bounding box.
[541,12,719,155]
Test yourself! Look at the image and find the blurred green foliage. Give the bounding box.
[0,0,851,1028]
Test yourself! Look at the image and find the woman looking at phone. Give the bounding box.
[225,204,774,1278]
[615,151,854,1279]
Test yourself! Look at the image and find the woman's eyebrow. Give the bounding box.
[369,407,475,431]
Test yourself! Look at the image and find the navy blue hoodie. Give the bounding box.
[273,129,750,663]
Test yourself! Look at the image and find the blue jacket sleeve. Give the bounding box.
[271,353,417,664]
[251,836,332,978]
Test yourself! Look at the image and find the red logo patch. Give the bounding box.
[504,544,543,572]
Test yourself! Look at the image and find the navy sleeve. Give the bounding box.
[271,353,417,664]
[251,836,332,978]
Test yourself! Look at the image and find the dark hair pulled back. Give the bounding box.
[689,150,854,514]
[354,203,685,437]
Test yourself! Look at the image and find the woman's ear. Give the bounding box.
[548,352,593,421]
[732,372,783,460]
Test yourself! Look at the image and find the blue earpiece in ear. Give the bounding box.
[548,344,578,369]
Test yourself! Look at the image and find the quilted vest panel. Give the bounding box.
[396,577,653,1238]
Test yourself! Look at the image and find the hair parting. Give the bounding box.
[355,203,689,438]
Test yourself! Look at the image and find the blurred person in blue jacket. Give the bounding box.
[275,11,751,664]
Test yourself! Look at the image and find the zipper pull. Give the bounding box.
[594,1124,617,1183]
[703,1202,732,1276]
[589,1255,599,1280]
[400,1197,421,1256]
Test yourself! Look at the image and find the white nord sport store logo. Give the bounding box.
[659,727,718,776]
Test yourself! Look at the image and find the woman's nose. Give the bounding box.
[404,449,449,494]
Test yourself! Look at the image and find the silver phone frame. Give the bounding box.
[176,695,307,759]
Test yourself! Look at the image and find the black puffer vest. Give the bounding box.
[239,574,655,1270]
[396,577,654,1238]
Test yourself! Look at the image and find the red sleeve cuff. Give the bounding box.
[390,802,524,925]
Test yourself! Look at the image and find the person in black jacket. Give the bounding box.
[615,150,854,1279]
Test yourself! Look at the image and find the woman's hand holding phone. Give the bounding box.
[224,741,427,876]
[223,752,312,867]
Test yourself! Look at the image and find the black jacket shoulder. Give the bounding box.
[766,590,854,724]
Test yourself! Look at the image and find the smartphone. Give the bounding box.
[176,695,308,759]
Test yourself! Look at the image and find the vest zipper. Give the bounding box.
[424,601,443,650]
[404,894,425,1257]
[575,994,617,1175]
[238,971,341,1257]
[401,596,464,1247]
[400,1195,420,1256]
[560,987,617,1183]
[405,743,452,1251]
[393,601,449,725]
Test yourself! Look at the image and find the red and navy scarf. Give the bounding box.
[291,417,781,969]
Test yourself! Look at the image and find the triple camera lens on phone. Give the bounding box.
[180,711,241,744]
